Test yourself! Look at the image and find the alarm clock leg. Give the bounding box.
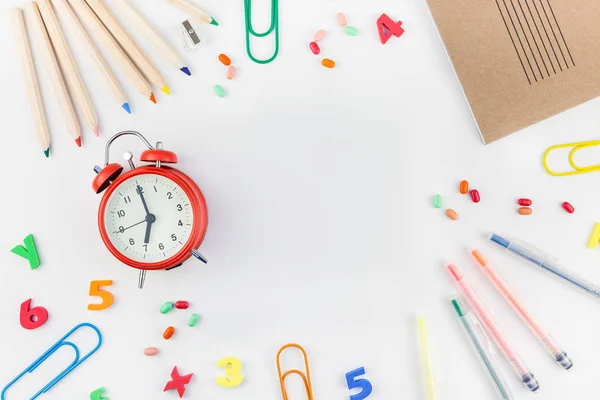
[191,249,208,263]
[138,270,146,289]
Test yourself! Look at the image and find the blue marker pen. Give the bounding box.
[490,233,600,300]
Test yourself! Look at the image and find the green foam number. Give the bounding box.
[11,234,40,270]
[90,387,108,400]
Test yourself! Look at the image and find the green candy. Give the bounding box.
[214,85,226,97]
[433,194,443,209]
[188,313,200,327]
[160,302,174,314]
[344,26,359,36]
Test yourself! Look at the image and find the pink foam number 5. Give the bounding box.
[346,366,372,400]
[20,298,48,330]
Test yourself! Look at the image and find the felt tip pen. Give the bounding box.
[490,233,600,300]
[417,316,437,400]
[471,249,573,370]
[446,263,539,392]
[450,296,514,400]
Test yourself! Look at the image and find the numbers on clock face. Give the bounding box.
[104,173,194,263]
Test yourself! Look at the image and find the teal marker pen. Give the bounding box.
[450,297,514,400]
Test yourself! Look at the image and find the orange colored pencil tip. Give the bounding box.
[471,249,487,267]
[149,93,157,104]
[75,137,82,147]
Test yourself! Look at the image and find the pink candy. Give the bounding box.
[313,29,326,42]
[226,66,236,80]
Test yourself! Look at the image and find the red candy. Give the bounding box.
[470,189,480,203]
[518,198,532,206]
[175,301,189,309]
[309,41,320,55]
[562,202,575,214]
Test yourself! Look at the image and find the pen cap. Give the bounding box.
[446,263,464,281]
[470,249,487,267]
[490,234,558,265]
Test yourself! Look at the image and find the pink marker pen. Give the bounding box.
[471,249,573,370]
[446,263,539,392]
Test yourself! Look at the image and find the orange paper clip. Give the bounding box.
[276,344,314,400]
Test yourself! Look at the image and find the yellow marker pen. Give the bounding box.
[417,316,437,400]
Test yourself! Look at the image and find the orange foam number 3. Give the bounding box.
[88,280,114,311]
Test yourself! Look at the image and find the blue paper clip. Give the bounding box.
[1,322,102,400]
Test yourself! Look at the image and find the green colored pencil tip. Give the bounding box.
[210,17,218,26]
[44,148,50,158]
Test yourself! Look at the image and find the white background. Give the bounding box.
[0,0,600,399]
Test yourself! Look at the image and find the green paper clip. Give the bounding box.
[243,0,279,64]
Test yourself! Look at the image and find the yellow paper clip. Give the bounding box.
[276,344,314,400]
[1,323,102,400]
[543,140,600,176]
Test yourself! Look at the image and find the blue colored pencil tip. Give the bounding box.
[122,103,132,114]
[180,67,192,76]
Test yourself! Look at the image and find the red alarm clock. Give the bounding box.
[92,131,208,288]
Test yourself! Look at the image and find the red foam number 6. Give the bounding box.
[20,298,48,330]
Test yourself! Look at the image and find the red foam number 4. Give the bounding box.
[20,298,48,330]
[377,13,404,45]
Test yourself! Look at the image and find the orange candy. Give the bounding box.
[322,58,335,68]
[459,180,469,194]
[518,207,532,215]
[218,54,231,66]
[163,326,175,339]
[446,209,459,221]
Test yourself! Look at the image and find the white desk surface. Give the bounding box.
[1,0,599,399]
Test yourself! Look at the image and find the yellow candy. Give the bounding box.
[588,223,600,249]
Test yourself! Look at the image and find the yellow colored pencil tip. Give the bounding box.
[162,85,171,95]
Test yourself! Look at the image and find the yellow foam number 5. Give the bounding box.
[87,280,114,311]
[216,357,243,388]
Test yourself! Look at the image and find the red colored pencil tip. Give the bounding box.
[75,137,82,147]
[149,93,157,104]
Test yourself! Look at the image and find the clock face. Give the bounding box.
[103,173,194,263]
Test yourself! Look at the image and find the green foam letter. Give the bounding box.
[11,234,40,270]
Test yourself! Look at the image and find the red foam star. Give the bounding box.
[164,366,193,398]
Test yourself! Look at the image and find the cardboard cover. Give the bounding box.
[427,0,600,143]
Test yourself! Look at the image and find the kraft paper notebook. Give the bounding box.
[427,0,600,143]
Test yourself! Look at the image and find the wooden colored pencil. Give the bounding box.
[10,8,51,157]
[54,0,131,114]
[85,0,170,95]
[27,1,81,147]
[164,0,218,26]
[114,0,191,76]
[67,0,156,103]
[37,0,100,137]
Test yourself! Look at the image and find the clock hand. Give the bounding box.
[143,213,156,244]
[114,219,146,234]
[137,185,151,215]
